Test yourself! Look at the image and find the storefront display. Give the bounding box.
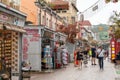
[0,31,12,72]
[43,46,53,69]
[0,2,26,80]
[23,26,56,71]
[54,32,67,68]
[11,32,19,72]
[0,31,19,77]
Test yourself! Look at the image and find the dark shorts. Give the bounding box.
[92,53,96,58]
[92,55,96,58]
[77,57,83,60]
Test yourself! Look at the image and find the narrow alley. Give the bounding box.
[30,59,120,80]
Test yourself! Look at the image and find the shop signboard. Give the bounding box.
[43,31,54,39]
[99,32,109,40]
[110,38,116,60]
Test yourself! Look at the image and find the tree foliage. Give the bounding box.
[57,24,79,43]
[109,11,120,39]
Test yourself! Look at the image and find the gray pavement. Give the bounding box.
[29,59,120,80]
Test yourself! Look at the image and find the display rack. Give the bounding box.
[11,32,19,73]
[44,45,53,72]
[0,31,19,80]
[0,31,12,80]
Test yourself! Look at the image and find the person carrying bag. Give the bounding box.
[97,46,105,70]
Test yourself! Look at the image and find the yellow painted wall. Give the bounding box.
[20,0,38,25]
[57,2,77,24]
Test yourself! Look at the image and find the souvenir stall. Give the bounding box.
[54,32,67,68]
[0,22,26,80]
[23,26,55,72]
[0,3,26,80]
[41,27,55,71]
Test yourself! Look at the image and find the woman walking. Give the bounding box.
[76,49,83,69]
[74,49,79,67]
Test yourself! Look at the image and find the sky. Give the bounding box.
[76,0,120,25]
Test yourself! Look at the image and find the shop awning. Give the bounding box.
[0,22,26,33]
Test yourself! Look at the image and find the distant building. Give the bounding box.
[49,0,78,24]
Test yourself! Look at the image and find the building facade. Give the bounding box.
[49,0,78,24]
[0,0,26,80]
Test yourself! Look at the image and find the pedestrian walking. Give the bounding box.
[82,48,89,67]
[76,49,83,69]
[88,48,92,61]
[91,46,97,65]
[74,49,79,67]
[96,46,105,70]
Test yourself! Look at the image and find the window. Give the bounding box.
[42,16,45,25]
[53,22,55,30]
[63,17,66,20]
[56,10,60,13]
[38,13,41,25]
[46,18,48,27]
[71,16,75,24]
[49,20,51,28]
[62,10,67,13]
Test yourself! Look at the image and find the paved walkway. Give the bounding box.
[29,59,119,80]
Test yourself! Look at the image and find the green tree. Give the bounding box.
[109,11,120,39]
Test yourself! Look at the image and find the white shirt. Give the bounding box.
[97,48,105,57]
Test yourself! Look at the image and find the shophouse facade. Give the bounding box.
[21,0,68,71]
[49,0,78,24]
[0,0,26,80]
[47,0,79,62]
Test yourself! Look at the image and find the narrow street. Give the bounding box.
[29,59,120,80]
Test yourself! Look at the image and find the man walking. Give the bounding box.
[97,46,105,70]
[91,46,97,65]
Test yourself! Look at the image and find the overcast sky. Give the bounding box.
[76,0,120,25]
